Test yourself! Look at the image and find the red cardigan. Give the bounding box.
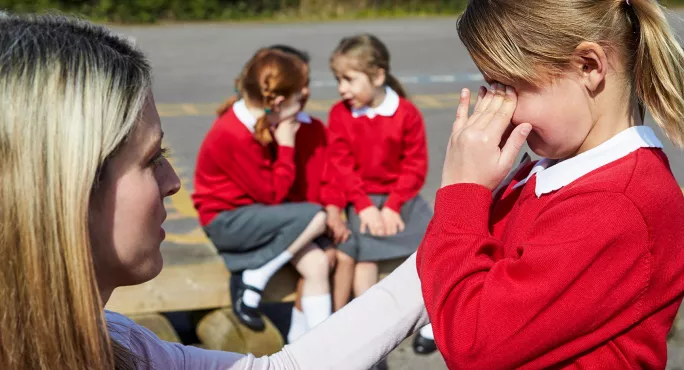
[326,99,428,213]
[192,108,342,226]
[417,148,684,369]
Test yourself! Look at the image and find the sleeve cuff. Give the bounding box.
[353,196,375,214]
[384,194,404,213]
[434,183,493,235]
[322,193,347,209]
[277,145,295,163]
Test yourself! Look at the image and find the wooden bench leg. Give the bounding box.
[196,307,284,357]
[128,313,182,343]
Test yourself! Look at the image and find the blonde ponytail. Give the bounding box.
[630,0,684,147]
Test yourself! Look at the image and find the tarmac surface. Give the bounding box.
[112,11,684,369]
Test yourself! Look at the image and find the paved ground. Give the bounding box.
[112,11,684,369]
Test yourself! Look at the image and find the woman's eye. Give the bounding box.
[151,147,169,168]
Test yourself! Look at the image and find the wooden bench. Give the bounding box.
[106,240,403,315]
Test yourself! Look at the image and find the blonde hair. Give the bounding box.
[330,33,408,98]
[458,0,684,147]
[0,13,151,370]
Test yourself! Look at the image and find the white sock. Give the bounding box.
[301,294,332,329]
[287,307,309,343]
[420,324,434,340]
[241,250,294,308]
[242,290,261,308]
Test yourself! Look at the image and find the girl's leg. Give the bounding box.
[292,244,332,330]
[332,250,356,311]
[353,261,379,298]
[240,211,327,309]
[287,277,308,343]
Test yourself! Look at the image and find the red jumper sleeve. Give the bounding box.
[216,143,296,205]
[417,184,651,369]
[326,107,374,212]
[384,106,428,212]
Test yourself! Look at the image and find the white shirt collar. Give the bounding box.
[233,99,313,132]
[296,111,312,124]
[514,126,663,197]
[351,86,400,119]
[233,99,257,132]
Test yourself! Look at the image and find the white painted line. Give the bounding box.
[399,76,420,84]
[429,75,457,83]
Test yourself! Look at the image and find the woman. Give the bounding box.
[0,13,427,370]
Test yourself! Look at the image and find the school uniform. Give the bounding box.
[417,126,684,369]
[326,87,432,262]
[192,100,332,272]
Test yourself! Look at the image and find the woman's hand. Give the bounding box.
[325,205,351,245]
[441,83,532,190]
[380,207,405,236]
[358,206,386,237]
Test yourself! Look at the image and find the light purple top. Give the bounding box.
[106,253,428,370]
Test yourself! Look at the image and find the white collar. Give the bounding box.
[296,111,312,124]
[514,126,663,197]
[233,99,313,132]
[351,86,400,119]
[233,99,257,132]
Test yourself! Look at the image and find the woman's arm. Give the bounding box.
[108,253,427,370]
[280,253,428,370]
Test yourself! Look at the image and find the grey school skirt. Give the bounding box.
[338,195,433,262]
[204,202,323,272]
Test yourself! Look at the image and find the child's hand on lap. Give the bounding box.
[325,205,351,245]
[358,206,386,237]
[442,84,532,190]
[380,207,405,236]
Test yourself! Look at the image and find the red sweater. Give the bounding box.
[326,99,428,213]
[192,108,341,226]
[417,148,684,369]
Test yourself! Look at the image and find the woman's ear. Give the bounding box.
[372,68,387,88]
[572,41,608,93]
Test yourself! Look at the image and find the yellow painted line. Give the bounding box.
[158,93,464,118]
[162,144,213,246]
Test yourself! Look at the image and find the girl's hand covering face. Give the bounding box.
[441,83,533,190]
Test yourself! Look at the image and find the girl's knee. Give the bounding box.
[310,211,327,235]
[297,248,330,279]
[336,250,356,267]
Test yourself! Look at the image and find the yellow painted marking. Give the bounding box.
[412,95,445,108]
[164,226,211,245]
[161,146,213,246]
[181,104,200,115]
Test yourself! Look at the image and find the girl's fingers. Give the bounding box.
[468,85,496,123]
[486,85,518,136]
[499,123,532,171]
[474,83,507,128]
[360,221,368,234]
[398,219,406,233]
[453,88,471,133]
[475,86,486,106]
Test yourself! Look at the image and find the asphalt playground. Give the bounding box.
[111,11,684,369]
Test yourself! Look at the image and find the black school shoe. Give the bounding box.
[230,272,266,332]
[412,333,437,355]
